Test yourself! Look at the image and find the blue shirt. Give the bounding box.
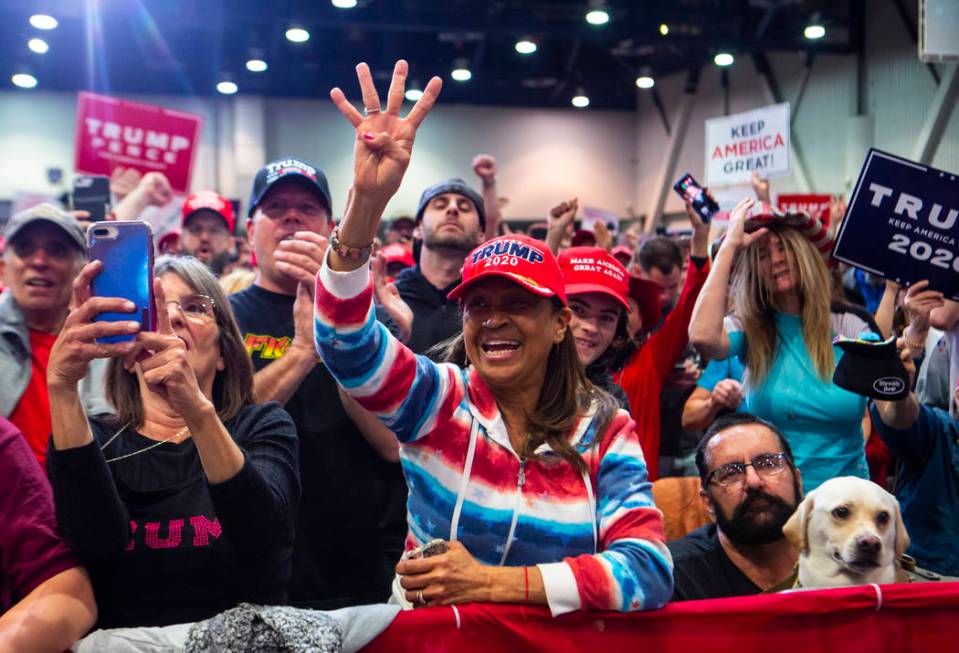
[728,312,869,491]
[870,403,959,576]
[697,355,745,392]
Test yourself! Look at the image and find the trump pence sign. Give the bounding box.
[74,92,203,193]
[706,102,791,186]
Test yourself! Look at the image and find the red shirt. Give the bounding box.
[613,257,710,481]
[0,417,78,610]
[9,330,59,467]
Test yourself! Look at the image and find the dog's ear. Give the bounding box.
[892,496,910,560]
[783,489,815,553]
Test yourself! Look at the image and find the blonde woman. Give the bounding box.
[689,198,880,491]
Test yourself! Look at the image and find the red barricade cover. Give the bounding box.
[362,582,959,652]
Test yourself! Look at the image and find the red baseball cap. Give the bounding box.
[559,247,630,312]
[611,245,633,266]
[380,242,414,269]
[448,234,566,305]
[182,191,235,234]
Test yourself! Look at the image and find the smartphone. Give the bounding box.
[673,173,719,223]
[72,175,111,222]
[87,221,156,343]
[400,539,449,561]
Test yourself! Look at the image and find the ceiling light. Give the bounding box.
[636,75,655,89]
[12,73,38,89]
[29,14,57,30]
[216,81,238,95]
[331,0,358,7]
[804,24,826,40]
[714,52,735,67]
[585,10,609,25]
[659,23,669,36]
[286,27,310,43]
[405,83,423,101]
[246,59,268,72]
[515,39,537,55]
[451,60,472,82]
[571,93,590,108]
[28,38,49,54]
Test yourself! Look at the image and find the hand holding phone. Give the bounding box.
[673,173,719,223]
[87,221,156,343]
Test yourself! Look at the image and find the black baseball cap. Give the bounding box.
[248,157,331,218]
[415,178,486,229]
[833,334,910,401]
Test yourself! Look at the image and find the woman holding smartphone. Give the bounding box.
[46,256,299,628]
[314,60,671,615]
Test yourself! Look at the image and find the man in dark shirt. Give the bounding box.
[394,177,485,354]
[230,157,400,608]
[668,413,802,601]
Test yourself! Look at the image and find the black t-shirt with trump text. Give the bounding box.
[230,284,404,609]
[47,402,299,628]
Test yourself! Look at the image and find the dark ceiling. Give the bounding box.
[1,0,860,110]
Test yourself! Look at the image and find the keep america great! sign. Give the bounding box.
[833,149,959,300]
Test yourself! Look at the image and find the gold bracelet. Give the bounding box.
[903,335,925,351]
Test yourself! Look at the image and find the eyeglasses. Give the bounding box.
[260,198,325,219]
[705,452,790,489]
[11,238,75,261]
[166,294,216,322]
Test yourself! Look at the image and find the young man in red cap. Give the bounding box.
[180,190,235,275]
[559,201,711,481]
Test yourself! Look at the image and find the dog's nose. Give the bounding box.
[856,536,881,556]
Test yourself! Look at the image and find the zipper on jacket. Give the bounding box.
[498,459,526,565]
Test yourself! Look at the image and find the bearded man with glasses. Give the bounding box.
[667,412,803,601]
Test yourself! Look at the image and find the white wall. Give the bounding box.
[264,100,637,220]
[0,0,954,229]
[642,0,957,221]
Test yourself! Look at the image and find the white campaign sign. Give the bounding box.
[705,102,791,186]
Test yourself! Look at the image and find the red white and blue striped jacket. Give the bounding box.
[314,259,672,615]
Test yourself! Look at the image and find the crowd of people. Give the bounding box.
[0,59,956,650]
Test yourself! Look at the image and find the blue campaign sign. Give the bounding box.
[833,149,959,300]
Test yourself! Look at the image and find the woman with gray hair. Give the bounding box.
[46,255,300,629]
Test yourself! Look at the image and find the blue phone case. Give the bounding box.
[87,221,155,343]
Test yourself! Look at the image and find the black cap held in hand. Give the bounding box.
[833,334,910,401]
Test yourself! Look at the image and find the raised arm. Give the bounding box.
[316,60,458,444]
[873,343,921,432]
[109,172,173,221]
[873,280,901,339]
[689,197,765,360]
[327,60,441,273]
[473,154,501,241]
[545,198,577,255]
[47,262,140,557]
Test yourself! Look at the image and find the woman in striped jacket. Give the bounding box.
[313,60,672,616]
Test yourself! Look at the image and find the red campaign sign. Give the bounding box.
[776,193,832,227]
[74,92,202,193]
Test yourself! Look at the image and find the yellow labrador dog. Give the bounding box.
[783,476,909,587]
